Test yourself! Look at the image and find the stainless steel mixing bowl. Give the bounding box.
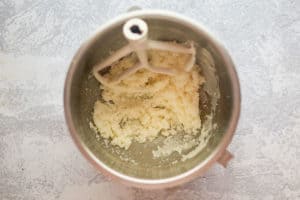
[64,10,240,189]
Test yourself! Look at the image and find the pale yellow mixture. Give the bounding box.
[93,49,205,149]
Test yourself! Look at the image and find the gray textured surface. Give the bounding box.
[0,0,300,199]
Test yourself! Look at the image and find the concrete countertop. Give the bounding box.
[0,0,299,199]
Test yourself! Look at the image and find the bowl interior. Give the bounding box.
[66,14,236,180]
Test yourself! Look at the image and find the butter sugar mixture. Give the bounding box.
[93,49,205,149]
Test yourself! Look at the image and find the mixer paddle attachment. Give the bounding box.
[93,18,196,86]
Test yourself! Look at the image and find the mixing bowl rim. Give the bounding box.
[64,9,241,188]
